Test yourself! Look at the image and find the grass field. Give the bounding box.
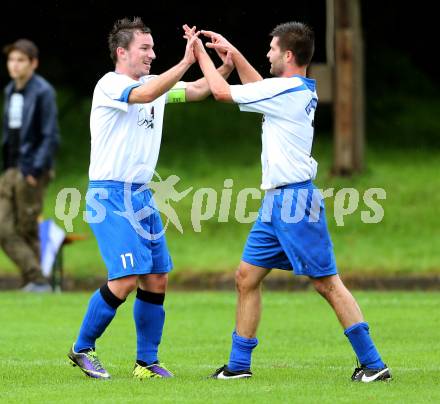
[1,291,439,403]
[0,99,439,278]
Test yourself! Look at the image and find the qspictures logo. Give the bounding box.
[54,170,386,240]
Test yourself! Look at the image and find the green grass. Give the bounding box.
[0,291,439,403]
[1,98,439,278]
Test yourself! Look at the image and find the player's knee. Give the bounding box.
[235,264,258,293]
[108,275,138,299]
[235,267,243,290]
[150,274,168,292]
[138,273,168,293]
[311,276,337,297]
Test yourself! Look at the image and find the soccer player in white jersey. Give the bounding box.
[68,17,234,380]
[189,22,391,382]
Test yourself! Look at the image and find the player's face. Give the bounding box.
[126,32,156,78]
[7,50,37,81]
[267,37,285,77]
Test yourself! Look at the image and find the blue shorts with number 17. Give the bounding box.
[86,181,173,280]
[242,180,338,278]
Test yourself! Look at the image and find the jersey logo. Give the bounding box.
[305,97,318,115]
[137,106,155,130]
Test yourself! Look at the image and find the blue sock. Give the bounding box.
[344,322,385,369]
[133,289,165,365]
[75,285,124,352]
[228,330,258,371]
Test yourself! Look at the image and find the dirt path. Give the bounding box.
[1,271,440,291]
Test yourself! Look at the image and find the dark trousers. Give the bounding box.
[0,168,49,284]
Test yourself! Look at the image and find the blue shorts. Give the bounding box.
[86,181,173,280]
[242,180,337,278]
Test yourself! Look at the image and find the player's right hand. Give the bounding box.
[183,24,206,59]
[182,28,201,65]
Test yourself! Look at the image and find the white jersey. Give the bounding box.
[230,76,318,190]
[89,72,167,183]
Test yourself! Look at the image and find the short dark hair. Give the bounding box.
[108,17,151,63]
[3,39,39,60]
[270,22,314,67]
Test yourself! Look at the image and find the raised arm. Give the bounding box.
[193,38,233,103]
[128,33,199,104]
[201,30,263,84]
[182,25,235,102]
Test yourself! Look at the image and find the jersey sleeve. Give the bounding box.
[230,77,308,116]
[95,73,141,112]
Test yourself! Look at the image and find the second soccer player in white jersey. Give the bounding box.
[68,17,234,380]
[191,22,391,382]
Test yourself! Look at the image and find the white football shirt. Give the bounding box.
[89,72,168,183]
[230,76,318,190]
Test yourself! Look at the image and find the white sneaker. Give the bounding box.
[22,282,52,293]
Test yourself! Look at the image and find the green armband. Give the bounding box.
[167,87,186,103]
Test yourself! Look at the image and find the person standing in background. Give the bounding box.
[0,39,59,292]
